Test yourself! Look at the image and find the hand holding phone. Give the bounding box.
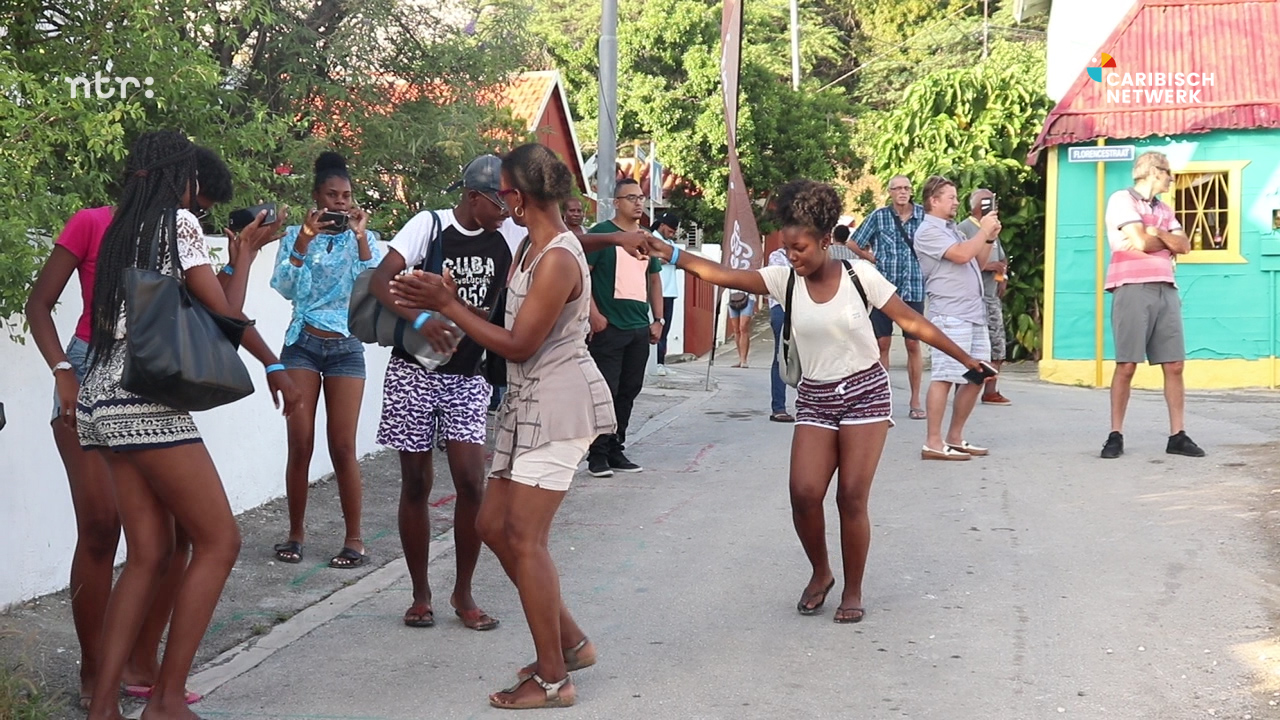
[962,360,998,386]
[980,196,995,216]
[319,210,349,233]
[228,202,279,232]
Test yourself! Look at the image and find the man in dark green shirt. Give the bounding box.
[585,178,664,477]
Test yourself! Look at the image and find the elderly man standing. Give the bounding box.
[851,175,928,419]
[1100,151,1203,459]
[913,176,1001,461]
[957,188,1011,405]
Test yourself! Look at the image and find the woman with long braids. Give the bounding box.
[389,143,616,709]
[270,152,379,568]
[79,130,301,720]
[640,180,990,625]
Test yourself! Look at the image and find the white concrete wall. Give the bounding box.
[0,237,392,607]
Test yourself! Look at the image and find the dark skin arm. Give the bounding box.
[643,235,770,295]
[579,230,650,258]
[388,247,581,364]
[879,295,987,373]
[217,209,288,311]
[183,265,302,415]
[26,246,82,426]
[369,248,460,353]
[647,270,663,343]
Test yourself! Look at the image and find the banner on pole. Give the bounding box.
[719,0,762,273]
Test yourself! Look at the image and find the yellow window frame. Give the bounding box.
[1161,159,1249,264]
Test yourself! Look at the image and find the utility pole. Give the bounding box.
[982,0,990,59]
[597,0,618,223]
[790,0,801,90]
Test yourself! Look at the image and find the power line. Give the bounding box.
[817,3,980,93]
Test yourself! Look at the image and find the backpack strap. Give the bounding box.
[420,211,444,274]
[841,259,870,312]
[782,269,795,344]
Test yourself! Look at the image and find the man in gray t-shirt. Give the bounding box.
[912,176,1001,461]
[957,188,1010,406]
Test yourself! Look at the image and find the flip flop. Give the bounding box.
[796,578,836,616]
[121,685,203,704]
[834,606,866,624]
[909,408,927,420]
[921,445,971,461]
[455,607,500,631]
[404,602,435,628]
[329,546,368,569]
[273,540,303,564]
[769,413,796,423]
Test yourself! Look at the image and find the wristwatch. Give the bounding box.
[52,361,73,375]
[655,318,666,326]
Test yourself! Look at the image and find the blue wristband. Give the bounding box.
[670,246,682,266]
[290,248,306,263]
[221,264,234,276]
[265,363,286,374]
[413,311,432,330]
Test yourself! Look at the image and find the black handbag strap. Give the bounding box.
[420,211,444,273]
[782,269,795,345]
[144,210,182,279]
[891,210,915,251]
[841,260,871,312]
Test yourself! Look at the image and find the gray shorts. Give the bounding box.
[1111,282,1185,365]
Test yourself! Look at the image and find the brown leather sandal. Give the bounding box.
[490,673,576,709]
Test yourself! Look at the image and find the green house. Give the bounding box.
[1029,0,1280,390]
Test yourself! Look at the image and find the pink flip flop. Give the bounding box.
[121,684,203,704]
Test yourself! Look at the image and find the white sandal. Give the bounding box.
[946,441,989,456]
[491,673,576,709]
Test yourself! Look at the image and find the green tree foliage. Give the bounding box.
[861,39,1053,359]
[0,0,532,332]
[530,0,853,236]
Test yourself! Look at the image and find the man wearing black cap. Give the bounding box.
[651,212,681,376]
[369,153,521,631]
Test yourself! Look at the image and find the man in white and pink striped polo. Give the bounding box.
[1100,150,1204,460]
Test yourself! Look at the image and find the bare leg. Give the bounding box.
[834,420,890,621]
[488,481,575,707]
[444,441,489,617]
[281,370,323,550]
[130,443,241,720]
[323,376,366,555]
[1161,361,1186,434]
[924,381,951,451]
[904,338,923,410]
[1110,362,1137,433]
[788,425,839,610]
[86,455,173,720]
[944,382,982,447]
[397,451,434,621]
[52,427,119,705]
[876,336,891,370]
[737,313,752,366]
[123,526,189,688]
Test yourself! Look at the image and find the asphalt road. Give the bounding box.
[177,345,1280,720]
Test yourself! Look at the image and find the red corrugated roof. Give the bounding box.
[1028,0,1280,163]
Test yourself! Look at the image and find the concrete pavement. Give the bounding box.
[174,334,1280,719]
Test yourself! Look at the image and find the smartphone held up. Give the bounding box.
[227,202,279,232]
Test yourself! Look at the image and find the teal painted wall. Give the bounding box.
[1051,130,1280,361]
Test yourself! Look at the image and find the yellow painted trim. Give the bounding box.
[1041,357,1279,390]
[1164,159,1251,265]
[1043,147,1058,362]
[1094,139,1107,388]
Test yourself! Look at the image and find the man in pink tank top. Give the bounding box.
[1100,150,1203,460]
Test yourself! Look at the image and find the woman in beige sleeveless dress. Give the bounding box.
[390,143,615,710]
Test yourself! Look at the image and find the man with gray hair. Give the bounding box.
[1099,150,1203,459]
[957,188,1010,405]
[913,175,1001,461]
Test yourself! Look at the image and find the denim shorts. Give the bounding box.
[280,332,366,379]
[52,336,92,422]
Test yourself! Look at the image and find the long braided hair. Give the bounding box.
[88,130,199,369]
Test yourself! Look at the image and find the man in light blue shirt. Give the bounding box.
[651,212,681,376]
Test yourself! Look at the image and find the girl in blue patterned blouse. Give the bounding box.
[270,152,381,569]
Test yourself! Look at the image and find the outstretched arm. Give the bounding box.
[880,295,985,372]
[644,236,769,295]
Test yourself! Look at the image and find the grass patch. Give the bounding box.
[0,660,65,720]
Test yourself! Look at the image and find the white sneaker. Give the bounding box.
[655,364,669,376]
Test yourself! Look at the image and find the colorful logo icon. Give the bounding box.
[1087,52,1117,82]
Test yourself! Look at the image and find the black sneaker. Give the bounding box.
[607,450,642,473]
[1100,431,1124,459]
[1166,431,1206,457]
[587,454,614,477]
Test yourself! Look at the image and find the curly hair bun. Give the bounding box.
[502,144,574,204]
[315,151,348,175]
[772,179,841,234]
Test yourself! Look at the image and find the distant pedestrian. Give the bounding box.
[651,212,681,376]
[390,143,617,709]
[644,179,989,624]
[827,225,857,261]
[767,246,794,422]
[913,176,1001,461]
[956,188,1011,405]
[851,175,928,419]
[270,152,381,570]
[562,196,586,236]
[1100,151,1204,459]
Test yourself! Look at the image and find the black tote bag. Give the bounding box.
[121,213,256,411]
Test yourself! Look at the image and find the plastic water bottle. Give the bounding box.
[412,315,464,370]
